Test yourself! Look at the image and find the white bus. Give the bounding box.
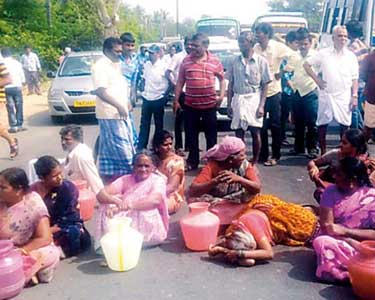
[196,18,241,39]
[319,0,375,48]
[252,12,308,35]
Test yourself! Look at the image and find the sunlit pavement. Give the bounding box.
[1,94,367,300]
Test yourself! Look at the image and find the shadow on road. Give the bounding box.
[319,285,355,300]
[273,248,317,283]
[273,248,353,299]
[27,110,98,127]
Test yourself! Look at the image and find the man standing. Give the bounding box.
[254,22,297,166]
[0,55,18,158]
[226,31,271,164]
[167,35,192,155]
[280,31,299,146]
[360,50,375,142]
[91,37,136,183]
[291,28,319,158]
[138,44,169,150]
[174,33,225,171]
[21,45,41,95]
[1,48,26,133]
[346,20,369,129]
[120,32,138,106]
[304,26,359,154]
[58,47,71,65]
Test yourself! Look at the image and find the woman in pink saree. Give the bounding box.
[313,157,375,282]
[0,168,59,284]
[97,151,169,246]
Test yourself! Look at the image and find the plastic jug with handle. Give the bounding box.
[0,240,25,300]
[100,216,143,271]
[73,180,96,221]
[180,202,220,251]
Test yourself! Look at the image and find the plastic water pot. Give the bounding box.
[180,202,220,251]
[348,240,375,300]
[73,180,96,221]
[0,240,25,300]
[100,216,144,272]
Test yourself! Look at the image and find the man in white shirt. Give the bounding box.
[60,124,104,195]
[21,45,41,95]
[1,48,26,133]
[138,44,169,150]
[91,37,136,183]
[304,26,359,154]
[167,36,192,155]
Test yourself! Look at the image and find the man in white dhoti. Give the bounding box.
[227,31,271,164]
[303,26,359,154]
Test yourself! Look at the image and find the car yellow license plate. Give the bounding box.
[73,100,96,107]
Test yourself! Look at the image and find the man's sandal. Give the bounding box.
[264,158,278,167]
[9,138,18,159]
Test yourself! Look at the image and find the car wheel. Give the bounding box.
[51,115,64,124]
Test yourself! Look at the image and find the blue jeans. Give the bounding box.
[351,88,365,129]
[5,87,24,128]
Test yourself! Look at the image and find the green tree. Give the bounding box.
[267,0,324,32]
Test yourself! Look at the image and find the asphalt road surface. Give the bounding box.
[1,97,365,300]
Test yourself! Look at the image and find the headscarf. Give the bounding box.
[203,136,245,161]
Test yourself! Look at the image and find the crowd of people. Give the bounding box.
[0,21,375,290]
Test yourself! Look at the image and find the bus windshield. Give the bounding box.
[196,18,239,39]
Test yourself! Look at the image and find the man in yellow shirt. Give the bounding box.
[254,22,297,166]
[291,28,319,158]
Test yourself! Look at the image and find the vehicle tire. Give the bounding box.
[51,115,64,124]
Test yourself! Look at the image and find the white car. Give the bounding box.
[47,51,102,123]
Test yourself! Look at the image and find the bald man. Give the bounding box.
[304,26,359,154]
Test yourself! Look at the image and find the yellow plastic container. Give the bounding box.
[100,216,143,272]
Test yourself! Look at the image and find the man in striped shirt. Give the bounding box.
[174,33,225,170]
[0,58,18,158]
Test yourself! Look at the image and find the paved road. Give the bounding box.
[1,94,362,300]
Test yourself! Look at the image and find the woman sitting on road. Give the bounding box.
[31,156,91,258]
[307,129,369,202]
[0,168,60,284]
[152,130,185,214]
[97,150,169,246]
[188,136,261,224]
[313,157,375,282]
[208,194,319,266]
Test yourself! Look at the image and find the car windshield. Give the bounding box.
[58,55,102,77]
[210,49,240,71]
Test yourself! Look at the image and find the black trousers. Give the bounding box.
[260,92,282,161]
[138,97,165,150]
[280,91,294,141]
[292,90,318,153]
[174,93,185,150]
[184,106,217,168]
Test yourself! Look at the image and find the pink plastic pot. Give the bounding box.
[0,240,25,300]
[180,202,220,251]
[73,180,96,221]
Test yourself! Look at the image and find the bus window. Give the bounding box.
[330,7,340,32]
[322,8,331,32]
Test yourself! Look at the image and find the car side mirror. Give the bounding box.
[46,71,56,78]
